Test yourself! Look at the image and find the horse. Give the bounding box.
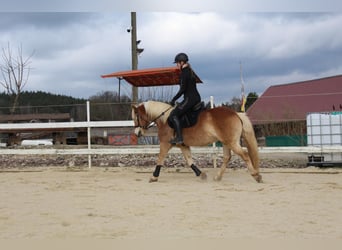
[131,101,262,183]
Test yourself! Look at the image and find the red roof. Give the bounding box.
[247,75,342,124]
[101,66,202,87]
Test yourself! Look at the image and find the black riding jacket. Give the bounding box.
[171,66,201,116]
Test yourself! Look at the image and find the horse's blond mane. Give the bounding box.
[143,101,173,124]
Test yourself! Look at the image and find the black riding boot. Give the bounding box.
[169,116,184,145]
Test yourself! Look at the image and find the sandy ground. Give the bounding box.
[0,165,341,239]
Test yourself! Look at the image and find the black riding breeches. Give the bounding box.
[170,98,199,118]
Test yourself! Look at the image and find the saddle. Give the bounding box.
[167,101,206,129]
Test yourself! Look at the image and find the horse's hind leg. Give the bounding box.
[180,146,207,180]
[231,143,261,182]
[214,145,231,181]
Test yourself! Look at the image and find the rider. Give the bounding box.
[169,52,201,145]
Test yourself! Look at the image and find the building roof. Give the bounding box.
[101,66,202,87]
[246,75,342,124]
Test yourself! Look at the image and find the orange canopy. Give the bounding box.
[101,66,202,87]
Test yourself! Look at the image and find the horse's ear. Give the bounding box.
[131,104,138,110]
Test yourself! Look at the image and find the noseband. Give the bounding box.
[134,112,155,129]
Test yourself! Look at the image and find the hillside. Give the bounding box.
[0,90,132,121]
[0,91,87,114]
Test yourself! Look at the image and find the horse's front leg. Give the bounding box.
[149,142,172,183]
[180,146,207,180]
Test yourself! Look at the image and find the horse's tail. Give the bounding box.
[237,112,259,171]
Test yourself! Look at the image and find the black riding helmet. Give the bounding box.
[174,52,189,63]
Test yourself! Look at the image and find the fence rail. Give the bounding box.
[1,104,342,168]
[0,120,134,131]
[1,146,342,155]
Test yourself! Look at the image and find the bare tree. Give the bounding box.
[0,43,34,114]
[222,96,242,111]
[139,86,176,102]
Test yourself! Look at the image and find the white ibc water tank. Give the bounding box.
[307,112,342,162]
[307,112,342,146]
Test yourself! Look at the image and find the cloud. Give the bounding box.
[2,0,342,11]
[0,13,131,97]
[1,12,342,104]
[139,12,342,62]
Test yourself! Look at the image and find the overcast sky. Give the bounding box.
[1,1,342,104]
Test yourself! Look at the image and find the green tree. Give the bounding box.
[221,92,259,112]
[245,92,258,111]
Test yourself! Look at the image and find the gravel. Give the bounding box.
[0,151,308,169]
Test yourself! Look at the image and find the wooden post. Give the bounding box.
[131,12,138,104]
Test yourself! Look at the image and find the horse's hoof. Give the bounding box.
[149,176,158,183]
[200,172,207,180]
[253,174,263,183]
[214,175,222,181]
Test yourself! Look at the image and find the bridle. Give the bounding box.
[134,106,173,130]
[134,112,154,129]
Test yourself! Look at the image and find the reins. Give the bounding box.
[135,106,173,129]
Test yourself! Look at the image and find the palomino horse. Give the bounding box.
[131,101,262,183]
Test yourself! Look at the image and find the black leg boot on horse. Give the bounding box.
[169,115,184,145]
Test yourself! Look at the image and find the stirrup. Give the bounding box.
[169,137,184,145]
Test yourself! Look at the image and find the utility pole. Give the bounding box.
[128,12,143,104]
[130,12,138,104]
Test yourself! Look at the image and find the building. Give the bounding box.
[246,75,342,146]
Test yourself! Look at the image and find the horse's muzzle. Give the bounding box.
[134,127,143,137]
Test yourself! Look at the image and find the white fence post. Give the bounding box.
[210,96,217,168]
[87,101,92,168]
